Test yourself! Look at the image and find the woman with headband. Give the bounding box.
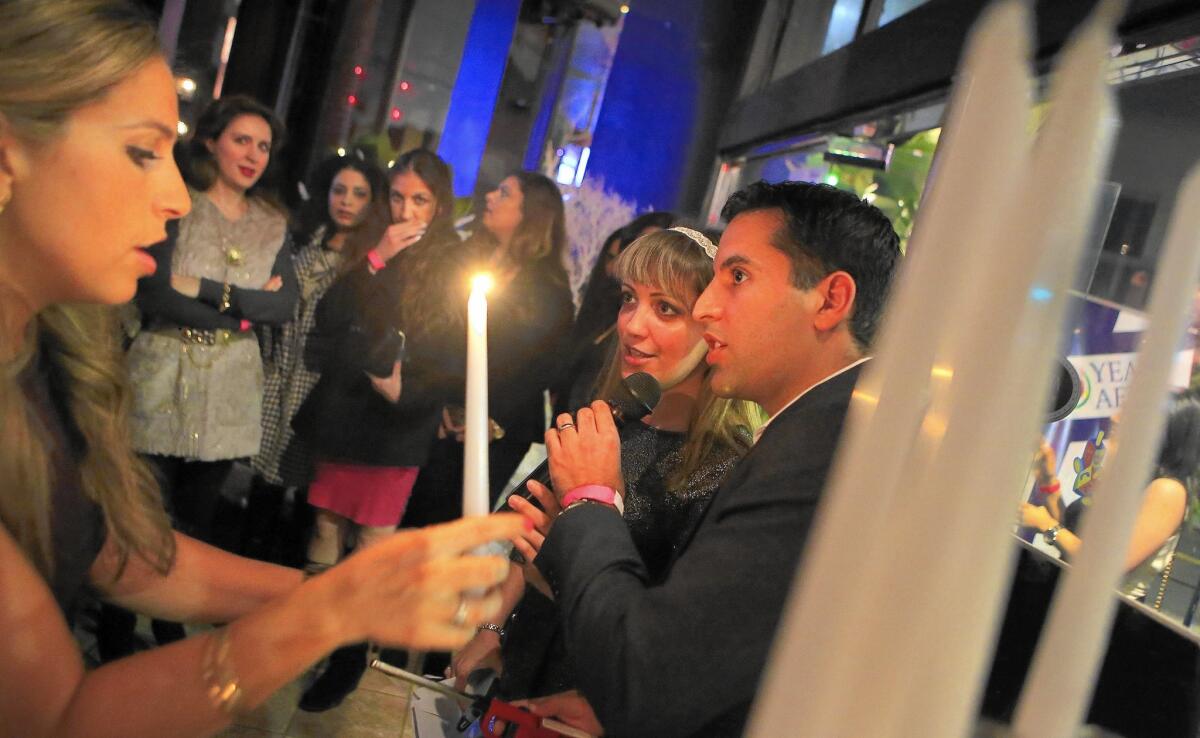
[449,227,762,730]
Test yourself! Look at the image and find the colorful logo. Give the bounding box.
[1072,428,1107,495]
[1074,370,1092,411]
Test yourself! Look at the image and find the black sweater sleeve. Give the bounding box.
[135,228,241,331]
[197,234,298,325]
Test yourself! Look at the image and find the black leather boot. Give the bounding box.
[298,642,368,712]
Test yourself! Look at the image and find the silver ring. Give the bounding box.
[451,597,469,627]
[557,422,576,432]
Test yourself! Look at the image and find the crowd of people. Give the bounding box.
[5,2,1194,738]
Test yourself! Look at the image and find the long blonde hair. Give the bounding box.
[595,229,763,491]
[0,0,175,579]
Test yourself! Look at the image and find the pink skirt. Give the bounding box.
[308,462,419,527]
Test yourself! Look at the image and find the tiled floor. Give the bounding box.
[216,667,418,738]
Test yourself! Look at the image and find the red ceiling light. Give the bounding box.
[390,108,402,121]
[353,65,364,77]
[399,81,411,91]
[347,94,358,106]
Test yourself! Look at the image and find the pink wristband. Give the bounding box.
[561,485,616,508]
[366,249,386,272]
[239,319,252,332]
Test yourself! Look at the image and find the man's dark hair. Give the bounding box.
[721,180,901,348]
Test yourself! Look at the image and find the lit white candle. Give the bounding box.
[463,273,493,518]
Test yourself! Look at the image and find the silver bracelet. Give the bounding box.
[477,622,506,639]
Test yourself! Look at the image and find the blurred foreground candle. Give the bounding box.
[464,273,493,518]
[1015,161,1200,738]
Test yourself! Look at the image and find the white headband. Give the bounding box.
[668,226,717,259]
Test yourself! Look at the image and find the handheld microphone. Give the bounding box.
[502,371,661,510]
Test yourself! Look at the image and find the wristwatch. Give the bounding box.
[1043,524,1063,546]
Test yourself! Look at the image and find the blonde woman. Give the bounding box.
[0,2,520,736]
[449,227,762,704]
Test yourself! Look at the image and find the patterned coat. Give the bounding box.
[252,226,344,485]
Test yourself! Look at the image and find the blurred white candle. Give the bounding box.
[883,3,1118,734]
[749,2,1034,735]
[463,273,493,518]
[1015,162,1200,737]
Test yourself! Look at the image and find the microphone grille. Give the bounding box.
[620,372,661,419]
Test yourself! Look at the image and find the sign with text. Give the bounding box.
[1067,349,1192,419]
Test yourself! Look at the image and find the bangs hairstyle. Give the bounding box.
[597,230,762,492]
[612,229,715,309]
[0,0,175,580]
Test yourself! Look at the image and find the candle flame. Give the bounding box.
[471,273,494,294]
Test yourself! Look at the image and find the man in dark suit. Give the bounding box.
[522,181,901,737]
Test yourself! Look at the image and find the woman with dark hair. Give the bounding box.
[290,149,470,710]
[384,148,457,248]
[125,94,297,548]
[100,95,300,657]
[407,171,576,530]
[1021,392,1200,601]
[551,211,678,418]
[0,2,521,734]
[478,172,576,486]
[243,154,387,563]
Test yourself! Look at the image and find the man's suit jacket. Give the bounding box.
[537,364,863,738]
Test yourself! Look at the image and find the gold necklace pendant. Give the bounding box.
[225,246,244,266]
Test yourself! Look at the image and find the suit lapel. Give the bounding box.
[666,364,865,565]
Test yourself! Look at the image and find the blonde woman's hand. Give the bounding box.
[508,479,559,561]
[320,514,526,651]
[448,628,504,691]
[262,275,283,292]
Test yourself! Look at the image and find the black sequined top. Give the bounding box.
[500,420,743,698]
[619,421,741,583]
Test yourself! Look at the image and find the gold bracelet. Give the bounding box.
[201,627,243,714]
[218,282,233,313]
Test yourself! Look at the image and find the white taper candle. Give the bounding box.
[463,272,493,518]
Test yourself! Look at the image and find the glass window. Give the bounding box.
[538,19,625,186]
[874,0,933,29]
[771,0,866,82]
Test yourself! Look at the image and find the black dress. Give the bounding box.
[11,351,107,624]
[498,421,742,698]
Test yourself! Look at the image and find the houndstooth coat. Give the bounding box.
[252,226,344,485]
